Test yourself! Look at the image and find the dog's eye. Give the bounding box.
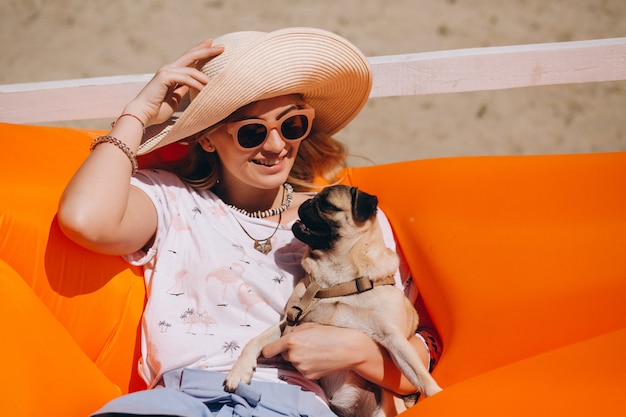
[318,199,340,213]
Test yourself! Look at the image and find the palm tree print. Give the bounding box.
[273,275,285,288]
[180,308,196,320]
[222,340,240,357]
[180,307,216,335]
[158,320,172,333]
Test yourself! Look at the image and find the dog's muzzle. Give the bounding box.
[292,198,337,250]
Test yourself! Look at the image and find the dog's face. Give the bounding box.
[292,185,378,251]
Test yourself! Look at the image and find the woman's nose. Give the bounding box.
[262,128,285,152]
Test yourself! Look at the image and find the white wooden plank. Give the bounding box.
[1,37,625,124]
[0,75,152,124]
[369,37,626,97]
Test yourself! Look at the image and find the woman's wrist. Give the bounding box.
[90,135,138,174]
[112,113,146,133]
[345,329,386,371]
[107,110,147,152]
[120,102,151,128]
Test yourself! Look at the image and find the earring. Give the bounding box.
[203,139,215,152]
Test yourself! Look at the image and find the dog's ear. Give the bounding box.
[350,187,378,222]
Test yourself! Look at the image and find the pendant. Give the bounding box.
[254,239,272,255]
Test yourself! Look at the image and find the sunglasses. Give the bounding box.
[225,108,315,149]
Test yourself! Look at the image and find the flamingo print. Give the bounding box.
[180,308,217,335]
[171,211,192,232]
[207,204,228,218]
[167,269,189,296]
[237,282,266,327]
[205,263,245,306]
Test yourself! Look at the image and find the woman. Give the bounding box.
[59,27,439,416]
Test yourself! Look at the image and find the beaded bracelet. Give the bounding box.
[111,113,146,133]
[90,135,139,174]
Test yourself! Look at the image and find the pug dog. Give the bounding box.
[224,185,442,416]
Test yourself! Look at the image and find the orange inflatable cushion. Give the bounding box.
[344,154,626,385]
[0,259,122,416]
[0,124,146,395]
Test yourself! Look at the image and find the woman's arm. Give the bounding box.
[261,323,430,396]
[58,40,223,255]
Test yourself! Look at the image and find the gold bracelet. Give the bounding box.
[111,113,146,133]
[90,135,138,174]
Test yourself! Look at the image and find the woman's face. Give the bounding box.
[202,95,310,193]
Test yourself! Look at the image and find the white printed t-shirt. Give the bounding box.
[125,169,413,400]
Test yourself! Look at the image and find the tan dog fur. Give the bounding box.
[224,185,442,416]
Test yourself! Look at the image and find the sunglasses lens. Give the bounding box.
[234,113,311,148]
[281,115,310,140]
[237,124,268,148]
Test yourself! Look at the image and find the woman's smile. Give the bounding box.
[252,157,283,167]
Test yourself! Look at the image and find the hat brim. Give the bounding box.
[138,27,372,155]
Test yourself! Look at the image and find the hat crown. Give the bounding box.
[189,31,263,102]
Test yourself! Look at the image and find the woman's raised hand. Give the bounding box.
[58,40,223,257]
[125,39,224,127]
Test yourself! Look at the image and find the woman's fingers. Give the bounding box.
[170,39,225,69]
[155,66,209,94]
[128,41,224,125]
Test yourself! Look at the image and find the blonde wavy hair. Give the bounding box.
[170,97,348,192]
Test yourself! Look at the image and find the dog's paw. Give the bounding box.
[224,362,255,392]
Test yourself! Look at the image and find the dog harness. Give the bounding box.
[286,275,397,327]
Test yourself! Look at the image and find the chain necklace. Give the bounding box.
[233,212,282,255]
[228,184,290,254]
[226,183,293,219]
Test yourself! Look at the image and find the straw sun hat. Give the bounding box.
[137,27,372,155]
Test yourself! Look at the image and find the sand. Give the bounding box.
[2,0,625,164]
